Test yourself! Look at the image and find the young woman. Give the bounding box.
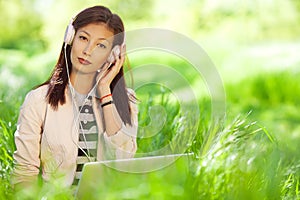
[12,5,138,188]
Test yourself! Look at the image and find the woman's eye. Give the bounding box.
[79,36,87,41]
[97,43,107,49]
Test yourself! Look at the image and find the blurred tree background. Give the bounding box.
[1,0,299,84]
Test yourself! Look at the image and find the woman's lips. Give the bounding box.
[78,58,91,65]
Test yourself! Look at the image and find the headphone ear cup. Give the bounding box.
[64,24,75,45]
[114,46,121,57]
[107,46,121,63]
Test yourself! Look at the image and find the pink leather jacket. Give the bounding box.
[11,84,138,186]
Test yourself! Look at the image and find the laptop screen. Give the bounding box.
[76,153,193,199]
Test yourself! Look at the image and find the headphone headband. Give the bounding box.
[63,15,126,46]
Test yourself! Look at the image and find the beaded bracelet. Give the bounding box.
[101,100,114,108]
[100,94,112,102]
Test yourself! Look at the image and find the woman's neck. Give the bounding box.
[70,72,95,95]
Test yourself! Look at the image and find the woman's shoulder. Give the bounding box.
[22,84,49,107]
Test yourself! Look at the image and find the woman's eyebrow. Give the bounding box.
[79,30,111,44]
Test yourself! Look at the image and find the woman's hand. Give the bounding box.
[95,44,126,136]
[96,44,126,92]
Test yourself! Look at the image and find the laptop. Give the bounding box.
[76,153,194,199]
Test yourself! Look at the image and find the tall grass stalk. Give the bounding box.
[186,113,300,199]
[0,119,15,199]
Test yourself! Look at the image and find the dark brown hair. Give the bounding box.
[40,5,133,125]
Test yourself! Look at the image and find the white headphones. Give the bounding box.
[64,18,76,45]
[63,17,125,64]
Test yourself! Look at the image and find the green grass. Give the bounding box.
[226,71,300,157]
[1,51,300,199]
[136,84,200,156]
[2,88,299,199]
[189,116,280,199]
[0,119,14,199]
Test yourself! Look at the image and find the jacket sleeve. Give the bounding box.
[103,89,138,159]
[11,88,46,185]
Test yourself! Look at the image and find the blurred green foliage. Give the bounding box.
[0,0,47,55]
[104,0,154,21]
[1,0,300,55]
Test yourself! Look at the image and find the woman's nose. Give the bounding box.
[83,43,93,56]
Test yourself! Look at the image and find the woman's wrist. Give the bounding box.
[99,94,112,102]
[101,100,114,108]
[97,85,111,97]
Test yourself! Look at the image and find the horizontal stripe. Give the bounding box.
[78,113,95,121]
[79,120,97,131]
[78,141,97,149]
[79,133,98,141]
[76,155,96,163]
[75,171,82,179]
[76,164,84,172]
[79,126,97,134]
[78,149,97,157]
[72,178,79,186]
[76,156,90,164]
[79,104,93,114]
[78,148,86,156]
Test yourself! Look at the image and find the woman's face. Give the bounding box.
[70,23,114,74]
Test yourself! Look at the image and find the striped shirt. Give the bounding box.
[72,94,98,185]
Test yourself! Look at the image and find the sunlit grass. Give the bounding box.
[188,115,279,199]
[1,85,300,199]
[0,119,14,199]
[1,51,300,199]
[226,71,300,157]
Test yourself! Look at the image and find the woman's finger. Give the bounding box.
[116,45,126,68]
[96,61,110,80]
[97,45,126,85]
[99,61,110,73]
[112,50,123,73]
